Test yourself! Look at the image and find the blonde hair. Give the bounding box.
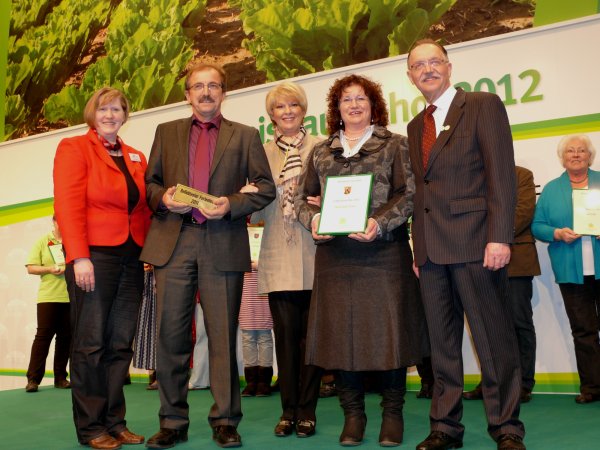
[557,134,596,167]
[83,87,130,128]
[265,82,308,124]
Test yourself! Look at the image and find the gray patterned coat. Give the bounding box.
[294,126,429,371]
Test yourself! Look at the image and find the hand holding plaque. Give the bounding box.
[172,183,218,211]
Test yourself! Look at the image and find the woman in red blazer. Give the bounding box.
[53,87,151,450]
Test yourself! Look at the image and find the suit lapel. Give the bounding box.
[411,113,426,178]
[211,118,234,177]
[177,118,193,184]
[425,89,466,174]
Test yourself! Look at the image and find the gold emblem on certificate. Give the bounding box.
[317,174,373,235]
[573,189,600,235]
[172,183,218,210]
[247,226,264,262]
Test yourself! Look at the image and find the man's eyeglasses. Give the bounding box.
[187,82,223,92]
[409,58,448,72]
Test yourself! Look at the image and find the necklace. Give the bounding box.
[343,127,368,142]
[570,174,588,183]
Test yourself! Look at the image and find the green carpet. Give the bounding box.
[1,380,598,449]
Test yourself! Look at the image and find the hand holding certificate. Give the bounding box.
[317,174,373,235]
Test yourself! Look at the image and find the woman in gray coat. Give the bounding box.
[295,74,428,447]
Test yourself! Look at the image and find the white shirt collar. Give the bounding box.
[429,86,457,137]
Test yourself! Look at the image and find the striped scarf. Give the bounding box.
[275,126,306,243]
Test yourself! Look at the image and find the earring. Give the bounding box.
[340,119,343,126]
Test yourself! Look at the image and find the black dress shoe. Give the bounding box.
[146,428,188,449]
[274,419,295,437]
[25,380,38,393]
[497,433,525,450]
[462,384,482,400]
[575,393,600,404]
[296,419,316,438]
[416,383,433,399]
[416,431,463,450]
[212,425,241,448]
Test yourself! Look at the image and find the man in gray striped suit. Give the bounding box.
[406,39,525,450]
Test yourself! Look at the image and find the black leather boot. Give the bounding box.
[336,371,367,446]
[242,366,258,397]
[378,368,407,447]
[256,366,273,397]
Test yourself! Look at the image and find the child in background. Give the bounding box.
[239,254,274,397]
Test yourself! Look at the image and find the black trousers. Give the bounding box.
[269,290,322,422]
[66,244,143,444]
[559,276,600,395]
[26,302,71,383]
[508,276,536,391]
[420,260,523,441]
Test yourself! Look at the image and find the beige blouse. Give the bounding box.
[251,134,323,295]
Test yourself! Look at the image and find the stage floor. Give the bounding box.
[1,377,598,449]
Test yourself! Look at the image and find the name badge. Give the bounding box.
[129,153,141,162]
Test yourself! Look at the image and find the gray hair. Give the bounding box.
[557,134,596,167]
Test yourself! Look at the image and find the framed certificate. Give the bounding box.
[247,226,264,261]
[172,183,217,210]
[573,189,600,235]
[317,174,373,235]
[48,243,65,265]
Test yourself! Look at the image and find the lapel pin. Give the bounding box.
[442,124,450,131]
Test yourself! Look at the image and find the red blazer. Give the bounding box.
[53,129,151,263]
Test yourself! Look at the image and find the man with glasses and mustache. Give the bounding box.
[405,39,526,450]
[141,63,275,449]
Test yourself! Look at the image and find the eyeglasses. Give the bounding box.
[565,148,588,155]
[187,82,223,92]
[409,58,448,72]
[340,96,369,105]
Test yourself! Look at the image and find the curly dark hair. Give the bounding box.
[325,74,389,135]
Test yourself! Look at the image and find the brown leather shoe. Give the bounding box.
[462,384,483,400]
[25,380,38,393]
[497,433,526,450]
[54,379,71,389]
[112,428,144,445]
[88,434,122,449]
[416,431,463,450]
[575,393,600,404]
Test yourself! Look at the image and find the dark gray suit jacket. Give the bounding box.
[140,116,275,270]
[408,88,516,266]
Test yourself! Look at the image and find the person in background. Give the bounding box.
[53,87,151,450]
[141,62,275,449]
[295,74,428,447]
[251,81,323,439]
[189,291,210,391]
[133,264,158,391]
[464,166,541,403]
[239,257,274,397]
[406,39,524,450]
[24,215,71,393]
[532,134,600,404]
